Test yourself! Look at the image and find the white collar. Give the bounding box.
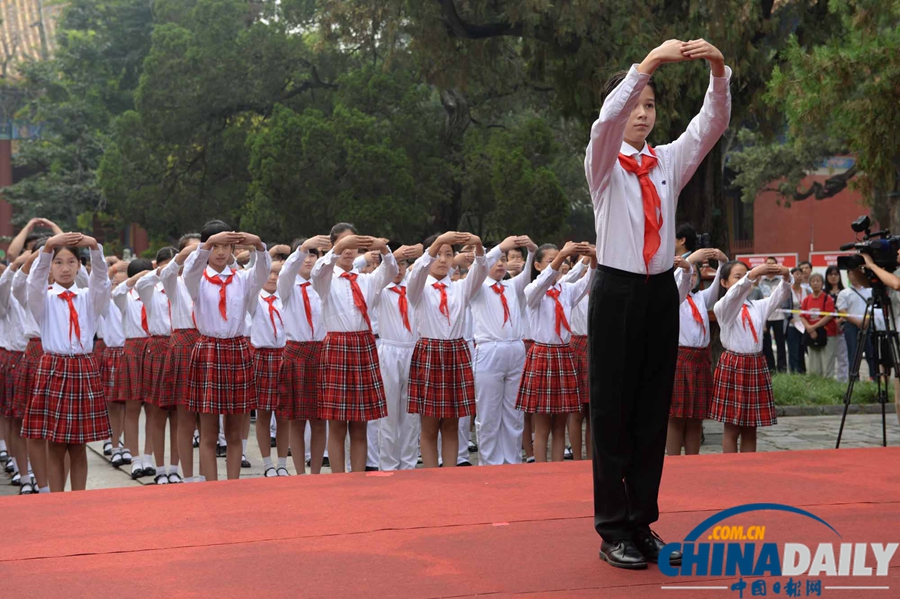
[205,265,234,278]
[618,141,652,158]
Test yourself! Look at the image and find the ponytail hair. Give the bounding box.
[532,243,558,282]
[717,260,750,302]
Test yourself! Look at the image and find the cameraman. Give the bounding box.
[859,252,900,427]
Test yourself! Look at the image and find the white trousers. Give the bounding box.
[370,341,421,470]
[474,340,526,465]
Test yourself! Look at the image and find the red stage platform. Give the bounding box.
[1,448,899,598]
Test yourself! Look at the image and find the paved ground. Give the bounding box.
[2,411,898,495]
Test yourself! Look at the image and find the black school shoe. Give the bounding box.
[599,540,648,570]
[633,528,682,566]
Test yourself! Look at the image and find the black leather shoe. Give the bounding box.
[364,466,379,472]
[599,540,648,570]
[633,528,682,565]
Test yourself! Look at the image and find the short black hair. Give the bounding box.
[156,246,177,266]
[32,237,49,252]
[676,223,697,253]
[329,223,357,244]
[798,261,812,269]
[178,233,201,251]
[24,233,43,249]
[423,233,440,248]
[765,256,778,263]
[200,220,230,243]
[127,258,154,278]
[532,243,559,281]
[603,70,657,101]
[507,247,527,261]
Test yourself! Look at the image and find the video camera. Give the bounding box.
[837,215,900,272]
[696,233,711,250]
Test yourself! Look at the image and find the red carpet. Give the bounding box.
[2,448,899,598]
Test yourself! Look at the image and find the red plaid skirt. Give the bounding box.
[570,335,589,405]
[318,331,386,422]
[278,341,321,420]
[671,346,713,419]
[9,338,43,418]
[188,336,257,414]
[93,338,106,360]
[708,351,777,427]
[21,353,110,444]
[253,346,284,411]
[516,342,580,414]
[163,329,200,407]
[101,346,127,403]
[0,348,10,417]
[408,337,475,418]
[523,339,535,354]
[121,338,148,402]
[143,336,173,408]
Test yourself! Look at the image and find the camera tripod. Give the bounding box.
[835,283,899,448]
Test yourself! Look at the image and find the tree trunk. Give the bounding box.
[436,88,470,232]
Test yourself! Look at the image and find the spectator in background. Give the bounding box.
[836,266,877,381]
[801,273,838,377]
[674,223,697,259]
[758,256,788,373]
[824,266,847,381]
[798,261,813,295]
[786,267,807,374]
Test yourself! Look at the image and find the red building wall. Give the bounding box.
[753,172,872,261]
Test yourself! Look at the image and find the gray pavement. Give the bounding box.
[1,411,898,495]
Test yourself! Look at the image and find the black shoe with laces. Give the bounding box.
[633,528,682,566]
[599,540,648,570]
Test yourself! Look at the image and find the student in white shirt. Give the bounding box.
[561,254,591,461]
[160,234,203,482]
[276,236,332,475]
[100,267,128,469]
[406,231,492,468]
[371,244,425,471]
[22,232,110,492]
[708,260,792,454]
[516,242,595,462]
[584,39,731,569]
[667,248,727,456]
[182,220,271,481]
[836,266,878,380]
[311,223,398,474]
[469,236,535,466]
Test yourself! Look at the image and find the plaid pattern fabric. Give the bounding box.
[100,346,127,403]
[0,348,10,417]
[318,331,386,421]
[121,338,148,402]
[708,350,777,427]
[2,351,23,418]
[93,338,106,360]
[278,341,321,420]
[515,342,580,414]
[9,338,43,418]
[408,337,476,418]
[671,346,714,419]
[143,336,173,408]
[21,354,110,444]
[252,346,284,411]
[188,336,257,414]
[163,329,200,407]
[570,335,589,405]
[523,339,535,355]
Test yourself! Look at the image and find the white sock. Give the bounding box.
[26,458,32,472]
[142,455,152,468]
[122,447,131,455]
[263,456,273,470]
[8,457,17,472]
[197,475,206,482]
[169,464,178,475]
[0,439,7,452]
[277,457,287,469]
[39,486,50,494]
[242,439,248,453]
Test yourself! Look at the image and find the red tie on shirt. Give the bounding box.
[299,282,315,335]
[546,288,571,339]
[686,295,706,336]
[58,290,82,346]
[741,304,759,344]
[203,270,235,321]
[130,289,150,335]
[491,283,510,327]
[389,286,411,332]
[340,272,371,331]
[618,146,662,274]
[263,295,283,339]
[433,282,450,325]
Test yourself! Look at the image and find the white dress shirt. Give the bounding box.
[111,283,149,340]
[561,261,590,337]
[675,265,722,348]
[182,246,271,339]
[135,273,172,336]
[278,250,325,343]
[98,302,126,348]
[407,250,495,340]
[525,265,595,345]
[375,281,418,345]
[0,269,15,351]
[13,270,40,339]
[836,286,884,330]
[584,65,732,275]
[249,291,286,349]
[0,269,27,352]
[715,274,793,355]
[470,248,534,343]
[160,259,196,331]
[26,247,110,355]
[311,249,398,333]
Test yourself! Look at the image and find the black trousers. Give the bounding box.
[589,265,679,543]
[762,320,787,373]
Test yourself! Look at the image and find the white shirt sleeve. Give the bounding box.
[310,250,338,299]
[181,246,206,301]
[525,267,558,310]
[26,251,52,326]
[714,274,755,325]
[88,246,111,318]
[134,271,160,317]
[406,253,433,308]
[278,248,307,302]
